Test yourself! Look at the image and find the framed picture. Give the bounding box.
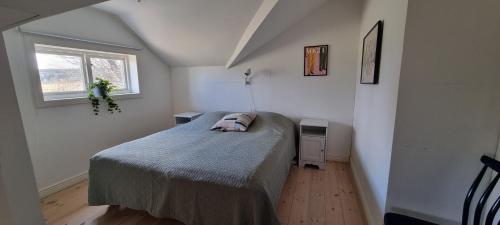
[361,20,383,84]
[304,45,328,76]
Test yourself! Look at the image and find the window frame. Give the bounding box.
[35,45,89,99]
[24,33,142,108]
[86,52,131,93]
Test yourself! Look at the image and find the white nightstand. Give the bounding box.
[299,119,328,170]
[174,112,203,126]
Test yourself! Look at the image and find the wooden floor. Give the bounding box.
[41,162,366,225]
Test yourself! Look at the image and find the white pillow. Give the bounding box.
[211,113,257,132]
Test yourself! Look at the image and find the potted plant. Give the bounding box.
[88,78,122,115]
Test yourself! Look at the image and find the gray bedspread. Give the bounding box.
[88,112,296,225]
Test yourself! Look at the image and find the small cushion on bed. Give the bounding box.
[211,112,257,132]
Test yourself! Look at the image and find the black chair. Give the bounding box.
[385,155,500,225]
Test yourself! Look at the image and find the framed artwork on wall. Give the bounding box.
[361,20,384,84]
[304,45,328,76]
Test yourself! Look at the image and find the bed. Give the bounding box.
[88,111,296,225]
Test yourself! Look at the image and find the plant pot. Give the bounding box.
[92,87,105,97]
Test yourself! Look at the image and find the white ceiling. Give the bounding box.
[95,0,263,66]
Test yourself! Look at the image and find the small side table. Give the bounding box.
[174,112,203,126]
[299,119,328,169]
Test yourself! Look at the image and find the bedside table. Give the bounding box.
[299,119,328,170]
[174,112,203,126]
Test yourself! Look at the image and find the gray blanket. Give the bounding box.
[88,112,296,225]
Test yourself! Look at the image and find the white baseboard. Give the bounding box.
[350,158,378,225]
[38,171,88,198]
[327,154,350,162]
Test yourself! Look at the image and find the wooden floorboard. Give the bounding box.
[325,163,345,225]
[41,162,366,225]
[277,166,299,224]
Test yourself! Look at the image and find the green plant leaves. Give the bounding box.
[87,78,121,115]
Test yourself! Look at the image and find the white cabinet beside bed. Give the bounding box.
[299,119,328,169]
[174,112,203,126]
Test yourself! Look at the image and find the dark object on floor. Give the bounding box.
[384,155,500,225]
[384,213,437,225]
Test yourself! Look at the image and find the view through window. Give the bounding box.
[36,52,86,93]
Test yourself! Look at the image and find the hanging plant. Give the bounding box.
[88,78,122,115]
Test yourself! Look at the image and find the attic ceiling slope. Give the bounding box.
[95,0,263,66]
[0,0,105,16]
[0,0,106,30]
[226,0,328,68]
[225,0,279,69]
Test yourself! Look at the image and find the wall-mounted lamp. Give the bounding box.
[244,68,251,85]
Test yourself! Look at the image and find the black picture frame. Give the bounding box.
[304,45,328,76]
[360,20,383,84]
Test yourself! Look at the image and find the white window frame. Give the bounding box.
[86,51,132,94]
[34,45,88,100]
[24,33,142,107]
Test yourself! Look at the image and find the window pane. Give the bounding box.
[36,53,86,93]
[90,57,127,90]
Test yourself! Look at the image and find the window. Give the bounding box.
[36,52,86,93]
[33,44,139,102]
[89,57,127,90]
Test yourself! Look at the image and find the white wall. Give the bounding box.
[3,7,174,193]
[386,0,500,223]
[349,0,408,224]
[171,0,362,161]
[0,33,44,225]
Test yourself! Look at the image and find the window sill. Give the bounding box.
[36,92,142,108]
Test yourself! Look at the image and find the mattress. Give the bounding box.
[88,111,296,225]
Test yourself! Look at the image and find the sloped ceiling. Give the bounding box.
[95,0,328,67]
[0,0,105,16]
[226,0,327,68]
[95,0,262,66]
[0,0,105,30]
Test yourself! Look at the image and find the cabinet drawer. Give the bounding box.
[300,136,325,162]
